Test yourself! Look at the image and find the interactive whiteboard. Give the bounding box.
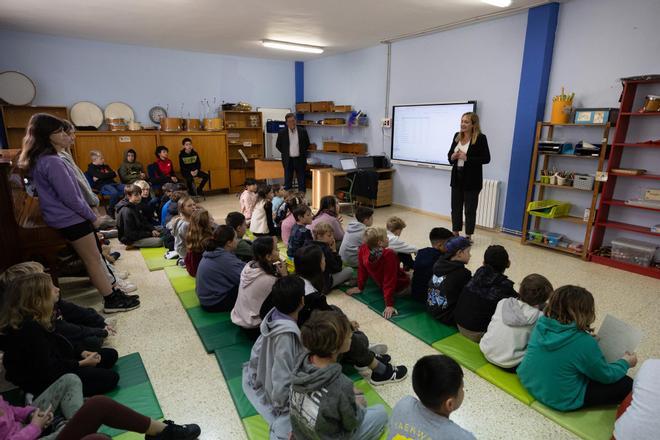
[391,101,476,169]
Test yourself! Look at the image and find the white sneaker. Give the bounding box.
[165,250,179,260]
[116,279,137,293]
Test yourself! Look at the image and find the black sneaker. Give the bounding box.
[115,288,139,300]
[110,251,121,261]
[369,364,408,386]
[103,291,140,313]
[375,353,391,365]
[145,420,201,440]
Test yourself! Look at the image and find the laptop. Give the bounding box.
[340,158,358,171]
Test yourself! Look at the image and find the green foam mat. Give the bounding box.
[139,247,177,271]
[475,363,535,405]
[395,313,458,344]
[352,287,384,305]
[531,401,617,440]
[100,353,163,437]
[113,431,145,440]
[368,296,426,321]
[432,333,488,372]
[163,266,196,294]
[342,364,364,382]
[215,344,253,380]
[178,289,200,309]
[196,319,253,352]
[354,379,392,414]
[227,375,258,418]
[242,414,270,440]
[187,307,231,329]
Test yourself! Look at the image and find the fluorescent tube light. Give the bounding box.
[482,0,512,6]
[262,39,324,54]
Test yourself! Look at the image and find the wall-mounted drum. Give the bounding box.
[70,101,104,128]
[0,71,36,105]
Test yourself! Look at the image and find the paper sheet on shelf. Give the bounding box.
[597,314,643,363]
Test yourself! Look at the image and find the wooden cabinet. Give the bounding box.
[1,105,68,149]
[72,131,229,191]
[222,111,264,192]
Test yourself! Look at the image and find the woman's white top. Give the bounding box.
[455,139,470,167]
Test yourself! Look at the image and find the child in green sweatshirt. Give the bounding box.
[518,285,637,411]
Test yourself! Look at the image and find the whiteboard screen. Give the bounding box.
[391,102,476,168]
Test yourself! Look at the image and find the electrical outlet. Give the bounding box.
[381,118,391,128]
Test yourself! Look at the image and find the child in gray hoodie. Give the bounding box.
[338,207,373,268]
[243,276,305,440]
[290,310,388,440]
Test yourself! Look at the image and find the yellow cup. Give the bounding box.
[551,100,572,124]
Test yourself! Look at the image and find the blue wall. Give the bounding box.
[0,30,296,124]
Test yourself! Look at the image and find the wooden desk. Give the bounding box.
[311,168,395,211]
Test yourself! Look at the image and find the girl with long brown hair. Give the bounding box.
[184,208,214,276]
[16,113,139,313]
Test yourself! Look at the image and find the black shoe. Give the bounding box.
[103,291,140,313]
[115,288,139,300]
[145,420,201,440]
[375,353,391,365]
[369,364,408,386]
[110,251,121,260]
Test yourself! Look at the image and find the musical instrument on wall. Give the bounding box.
[184,118,201,131]
[0,71,36,106]
[203,118,223,131]
[70,101,104,128]
[160,117,182,132]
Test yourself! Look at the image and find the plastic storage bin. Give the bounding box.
[545,232,564,246]
[573,174,595,190]
[528,231,544,242]
[611,238,657,267]
[527,200,572,218]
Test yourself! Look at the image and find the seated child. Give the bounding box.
[239,178,258,224]
[195,225,246,312]
[518,285,636,411]
[271,183,286,215]
[185,208,214,277]
[151,145,178,186]
[179,137,209,195]
[116,185,163,248]
[388,355,475,440]
[250,184,274,236]
[410,227,453,302]
[290,310,388,440]
[243,275,305,440]
[310,195,344,243]
[0,272,119,397]
[226,211,253,262]
[310,222,354,291]
[163,190,187,227]
[386,216,417,271]
[86,150,124,216]
[480,274,552,369]
[232,237,288,331]
[426,236,472,326]
[287,204,313,258]
[278,192,304,245]
[134,179,159,225]
[614,359,660,440]
[118,148,145,184]
[0,261,111,353]
[169,195,196,260]
[347,227,410,320]
[454,245,517,342]
[339,206,373,268]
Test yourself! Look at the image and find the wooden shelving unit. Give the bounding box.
[588,77,660,279]
[222,110,264,193]
[521,121,611,259]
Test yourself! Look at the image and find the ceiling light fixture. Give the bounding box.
[482,0,512,7]
[261,39,324,54]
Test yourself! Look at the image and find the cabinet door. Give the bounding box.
[159,133,229,190]
[73,135,119,171]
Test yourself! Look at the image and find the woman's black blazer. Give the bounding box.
[447,132,491,191]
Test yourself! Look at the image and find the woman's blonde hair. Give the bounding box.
[364,227,388,249]
[544,285,596,332]
[0,272,55,331]
[454,112,481,144]
[187,208,213,253]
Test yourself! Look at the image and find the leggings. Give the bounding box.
[582,375,633,408]
[56,395,150,440]
[75,348,120,396]
[450,184,480,236]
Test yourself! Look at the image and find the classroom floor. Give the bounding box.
[61,193,659,440]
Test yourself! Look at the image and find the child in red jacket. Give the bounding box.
[347,227,410,319]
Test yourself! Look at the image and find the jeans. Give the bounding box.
[331,267,354,288]
[100,183,125,213]
[131,236,163,248]
[34,374,84,440]
[353,404,388,440]
[284,156,307,191]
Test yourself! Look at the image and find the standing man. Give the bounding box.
[276,113,310,192]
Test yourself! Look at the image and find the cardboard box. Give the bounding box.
[296,102,311,113]
[323,118,346,125]
[338,143,367,154]
[334,105,352,112]
[323,141,340,152]
[311,101,334,112]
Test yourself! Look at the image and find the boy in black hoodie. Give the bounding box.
[454,245,516,342]
[411,227,453,302]
[179,138,209,196]
[427,236,472,325]
[290,310,388,440]
[87,150,125,216]
[116,185,163,248]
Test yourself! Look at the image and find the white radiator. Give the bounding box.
[475,179,500,229]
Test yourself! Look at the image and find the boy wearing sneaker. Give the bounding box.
[290,310,389,440]
[387,355,475,440]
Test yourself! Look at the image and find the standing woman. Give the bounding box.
[448,112,491,239]
[17,114,139,313]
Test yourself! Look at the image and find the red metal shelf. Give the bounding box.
[595,221,659,237]
[603,199,660,212]
[609,172,660,180]
[613,143,660,148]
[589,254,660,279]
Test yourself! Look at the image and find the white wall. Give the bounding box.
[0,30,295,125]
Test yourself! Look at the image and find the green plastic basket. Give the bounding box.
[527,200,571,218]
